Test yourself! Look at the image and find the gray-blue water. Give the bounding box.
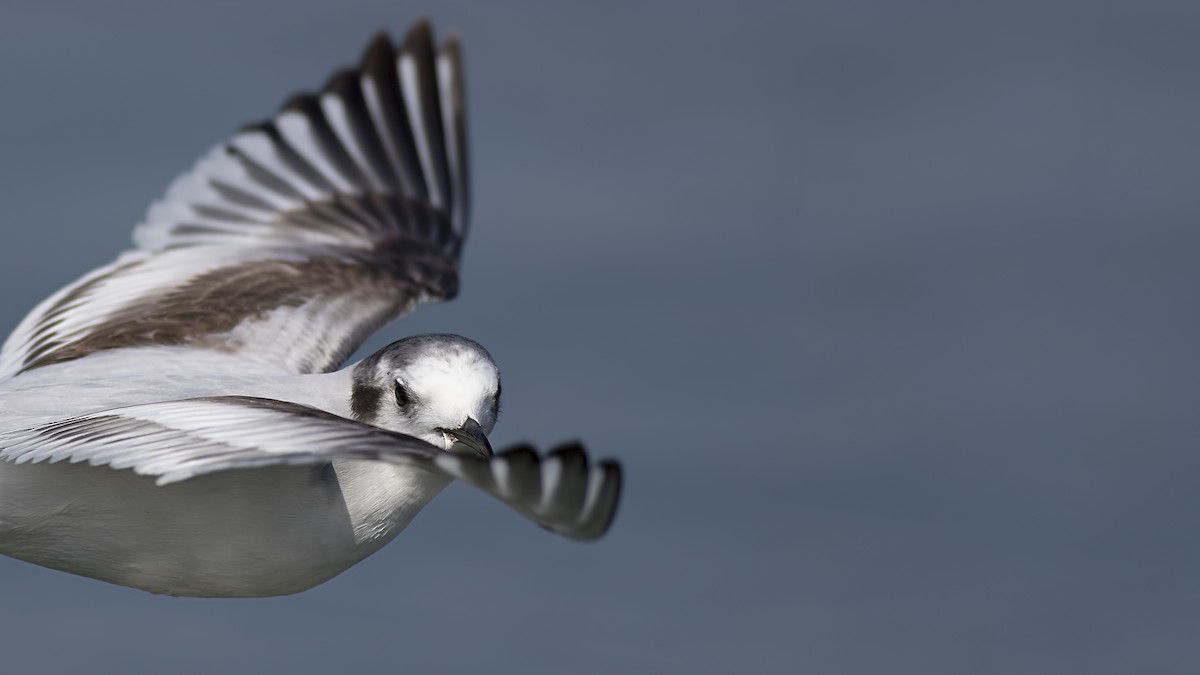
[1,1,1197,673]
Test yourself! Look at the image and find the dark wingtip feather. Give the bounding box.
[320,67,358,97]
[499,443,538,458]
[548,441,589,467]
[403,18,434,55]
[435,34,468,234]
[281,92,318,115]
[360,31,398,73]
[592,460,624,539]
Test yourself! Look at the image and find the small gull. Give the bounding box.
[0,20,621,598]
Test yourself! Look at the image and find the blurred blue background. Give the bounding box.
[1,1,1198,673]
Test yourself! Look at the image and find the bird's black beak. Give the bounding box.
[438,417,494,458]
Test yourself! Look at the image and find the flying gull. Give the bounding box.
[0,20,621,598]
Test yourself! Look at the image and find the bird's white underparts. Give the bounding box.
[0,21,620,598]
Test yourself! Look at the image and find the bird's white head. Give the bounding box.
[349,334,501,456]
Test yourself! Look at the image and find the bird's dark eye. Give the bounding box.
[394,381,411,408]
[493,381,502,402]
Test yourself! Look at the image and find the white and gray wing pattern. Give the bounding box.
[0,21,468,378]
[0,397,621,541]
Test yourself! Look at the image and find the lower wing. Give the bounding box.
[0,396,620,541]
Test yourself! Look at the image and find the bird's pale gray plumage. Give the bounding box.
[0,20,621,597]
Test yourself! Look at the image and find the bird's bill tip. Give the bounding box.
[438,418,493,458]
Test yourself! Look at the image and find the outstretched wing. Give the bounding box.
[0,397,621,541]
[0,20,469,378]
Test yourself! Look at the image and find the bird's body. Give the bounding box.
[0,452,444,598]
[0,347,448,597]
[0,21,620,597]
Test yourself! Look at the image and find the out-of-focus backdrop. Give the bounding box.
[1,1,1197,673]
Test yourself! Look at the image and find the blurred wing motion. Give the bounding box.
[0,21,468,378]
[0,397,621,541]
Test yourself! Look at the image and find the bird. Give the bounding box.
[0,20,621,598]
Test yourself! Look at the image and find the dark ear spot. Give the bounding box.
[349,351,386,424]
[350,381,383,423]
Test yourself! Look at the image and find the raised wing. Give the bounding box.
[0,397,621,541]
[0,20,468,378]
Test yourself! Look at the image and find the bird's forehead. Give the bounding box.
[400,349,498,389]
